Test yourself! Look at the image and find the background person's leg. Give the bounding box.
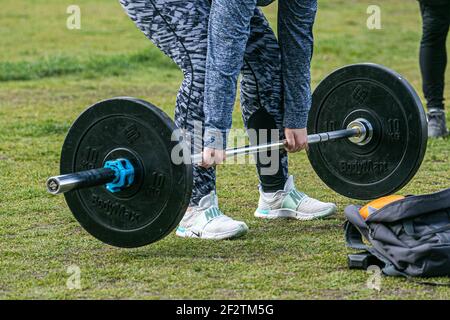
[419,2,449,111]
[119,0,215,205]
[240,8,288,193]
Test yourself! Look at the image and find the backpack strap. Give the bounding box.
[384,266,450,287]
[420,223,450,237]
[403,221,450,239]
[344,205,371,250]
[406,278,450,287]
[344,221,369,250]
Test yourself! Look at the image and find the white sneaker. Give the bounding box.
[254,176,337,220]
[176,192,248,240]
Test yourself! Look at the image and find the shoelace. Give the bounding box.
[427,111,445,121]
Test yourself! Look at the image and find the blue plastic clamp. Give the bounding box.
[104,158,135,193]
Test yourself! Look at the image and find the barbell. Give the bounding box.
[47,118,370,195]
[46,63,428,248]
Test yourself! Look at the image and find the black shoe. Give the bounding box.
[427,109,449,138]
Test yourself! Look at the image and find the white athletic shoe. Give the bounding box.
[176,192,248,240]
[254,176,337,221]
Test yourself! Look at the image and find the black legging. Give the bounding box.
[419,1,450,110]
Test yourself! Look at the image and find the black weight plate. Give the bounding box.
[61,97,192,248]
[307,64,427,200]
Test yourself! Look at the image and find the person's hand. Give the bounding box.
[199,147,226,168]
[284,128,309,153]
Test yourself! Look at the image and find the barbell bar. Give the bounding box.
[46,119,370,195]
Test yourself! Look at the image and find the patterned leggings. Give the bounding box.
[119,0,288,205]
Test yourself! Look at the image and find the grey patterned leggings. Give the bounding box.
[119,0,288,205]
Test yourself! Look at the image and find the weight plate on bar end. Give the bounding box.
[61,97,192,248]
[307,64,427,200]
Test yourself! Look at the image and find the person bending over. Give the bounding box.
[418,0,449,137]
[119,0,336,240]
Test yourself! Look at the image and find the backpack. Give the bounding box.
[344,188,450,278]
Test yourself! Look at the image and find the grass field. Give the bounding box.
[0,0,449,299]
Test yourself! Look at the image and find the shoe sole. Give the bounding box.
[254,206,336,221]
[175,225,248,240]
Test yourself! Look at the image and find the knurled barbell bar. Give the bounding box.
[45,63,428,248]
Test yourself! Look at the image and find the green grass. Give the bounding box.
[0,50,176,82]
[0,0,449,299]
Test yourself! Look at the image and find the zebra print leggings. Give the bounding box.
[119,0,288,205]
